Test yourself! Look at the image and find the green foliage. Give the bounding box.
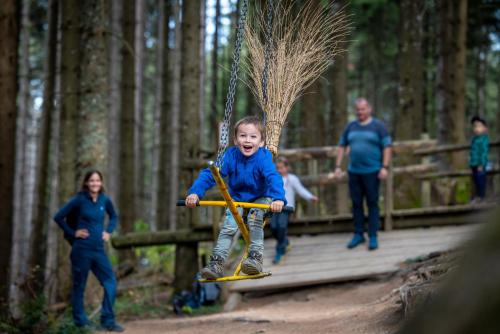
[115,289,172,319]
[0,296,91,334]
[454,179,471,204]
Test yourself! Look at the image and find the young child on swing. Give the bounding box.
[185,116,286,279]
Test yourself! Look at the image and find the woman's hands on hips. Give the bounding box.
[102,231,111,241]
[75,229,89,239]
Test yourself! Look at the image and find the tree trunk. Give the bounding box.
[199,0,206,145]
[210,0,220,150]
[78,0,111,307]
[29,0,59,295]
[397,0,424,140]
[10,0,31,315]
[77,0,109,177]
[329,16,348,215]
[156,0,173,231]
[422,5,437,135]
[175,0,201,292]
[135,0,146,218]
[0,0,19,309]
[107,0,122,203]
[300,79,325,147]
[436,0,467,169]
[119,0,137,260]
[168,0,182,231]
[56,0,80,304]
[474,43,486,118]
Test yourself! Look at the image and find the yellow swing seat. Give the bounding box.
[178,161,292,283]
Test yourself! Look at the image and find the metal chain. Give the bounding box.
[261,0,273,108]
[216,0,249,168]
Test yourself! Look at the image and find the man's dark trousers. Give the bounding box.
[270,211,290,255]
[70,245,117,327]
[348,172,380,237]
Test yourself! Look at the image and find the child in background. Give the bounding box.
[185,116,285,279]
[271,157,318,264]
[469,116,489,202]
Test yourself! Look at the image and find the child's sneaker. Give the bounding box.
[200,255,224,279]
[242,251,263,275]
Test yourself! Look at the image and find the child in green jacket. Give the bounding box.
[469,116,489,202]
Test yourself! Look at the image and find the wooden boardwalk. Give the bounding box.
[231,224,479,292]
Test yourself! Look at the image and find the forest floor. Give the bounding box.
[120,274,405,334]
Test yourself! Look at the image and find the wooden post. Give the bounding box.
[307,159,319,216]
[420,134,431,207]
[384,161,394,231]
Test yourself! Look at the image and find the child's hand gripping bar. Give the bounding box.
[176,200,294,213]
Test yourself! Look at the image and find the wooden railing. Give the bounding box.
[112,138,499,248]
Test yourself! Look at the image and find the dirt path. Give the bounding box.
[122,276,403,334]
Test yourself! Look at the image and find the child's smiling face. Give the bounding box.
[234,123,264,157]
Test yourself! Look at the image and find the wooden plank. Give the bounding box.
[111,229,213,249]
[298,163,438,187]
[416,168,500,180]
[264,227,473,251]
[384,161,394,230]
[278,140,436,161]
[413,140,500,156]
[231,225,473,292]
[112,206,488,249]
[262,236,469,266]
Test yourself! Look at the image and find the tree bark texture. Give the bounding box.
[329,18,348,214]
[0,0,19,308]
[156,0,172,231]
[135,0,146,217]
[78,0,112,306]
[29,0,59,295]
[107,0,122,203]
[209,0,220,151]
[77,0,110,176]
[397,0,424,140]
[436,0,468,169]
[168,0,182,231]
[119,0,137,248]
[56,0,80,303]
[175,0,201,292]
[10,0,32,315]
[300,79,326,147]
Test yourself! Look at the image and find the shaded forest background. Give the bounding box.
[0,0,499,320]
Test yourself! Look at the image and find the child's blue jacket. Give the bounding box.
[188,147,286,203]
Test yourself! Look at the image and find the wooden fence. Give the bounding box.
[112,138,499,249]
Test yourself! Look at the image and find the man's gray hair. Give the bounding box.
[354,97,370,106]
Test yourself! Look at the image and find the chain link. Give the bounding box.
[261,0,273,108]
[216,0,249,168]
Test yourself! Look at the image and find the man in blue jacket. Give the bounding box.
[332,98,392,250]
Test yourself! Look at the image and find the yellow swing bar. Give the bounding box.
[178,161,293,282]
[197,162,273,283]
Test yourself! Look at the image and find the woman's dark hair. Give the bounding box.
[81,169,105,193]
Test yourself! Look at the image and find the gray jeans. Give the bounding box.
[212,197,272,260]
